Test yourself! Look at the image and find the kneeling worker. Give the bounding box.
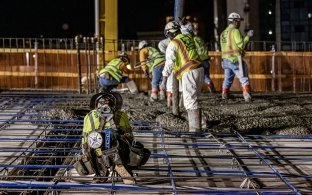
[98,53,138,94]
[80,92,135,184]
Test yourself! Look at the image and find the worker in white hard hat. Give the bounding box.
[158,38,174,107]
[138,40,166,102]
[220,12,254,102]
[160,21,204,132]
[180,20,215,93]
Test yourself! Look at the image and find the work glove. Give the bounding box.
[247,30,254,38]
[160,76,168,91]
[143,70,149,78]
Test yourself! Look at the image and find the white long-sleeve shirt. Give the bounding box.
[158,38,170,54]
[162,40,178,77]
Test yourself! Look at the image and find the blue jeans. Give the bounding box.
[151,65,164,89]
[221,58,250,89]
[203,59,212,84]
[99,75,129,87]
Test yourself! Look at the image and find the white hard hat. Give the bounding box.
[180,22,194,35]
[138,40,148,50]
[164,21,180,39]
[228,12,244,22]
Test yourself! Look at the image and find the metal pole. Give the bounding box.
[174,0,184,20]
[275,0,281,51]
[75,35,83,94]
[34,40,38,88]
[213,0,219,51]
[94,0,101,93]
[95,0,100,37]
[172,0,184,116]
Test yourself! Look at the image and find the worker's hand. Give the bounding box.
[143,70,149,78]
[160,76,168,91]
[247,30,254,38]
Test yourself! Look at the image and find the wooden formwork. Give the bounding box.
[0,49,312,93]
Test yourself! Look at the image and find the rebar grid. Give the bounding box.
[0,92,311,195]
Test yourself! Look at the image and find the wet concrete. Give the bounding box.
[122,92,312,136]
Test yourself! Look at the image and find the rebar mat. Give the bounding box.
[0,91,311,195]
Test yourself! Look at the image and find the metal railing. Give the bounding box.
[0,37,311,93]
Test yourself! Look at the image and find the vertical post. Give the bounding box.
[34,40,38,88]
[95,0,100,37]
[271,45,276,92]
[172,0,185,116]
[277,51,282,93]
[213,0,219,51]
[75,35,83,94]
[94,0,101,93]
[275,0,281,51]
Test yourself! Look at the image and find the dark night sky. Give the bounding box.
[0,0,213,40]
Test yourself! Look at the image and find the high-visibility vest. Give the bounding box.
[99,58,123,82]
[220,25,249,62]
[145,47,165,72]
[171,34,202,80]
[193,36,209,61]
[81,109,132,146]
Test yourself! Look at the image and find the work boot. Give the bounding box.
[167,92,172,107]
[159,89,166,101]
[222,88,229,100]
[243,92,252,102]
[187,109,202,132]
[179,92,184,108]
[114,164,136,185]
[150,88,158,102]
[242,85,252,102]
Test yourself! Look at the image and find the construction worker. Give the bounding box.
[138,40,166,102]
[158,38,174,107]
[160,21,204,132]
[220,12,254,102]
[80,92,135,184]
[98,53,138,94]
[180,21,215,93]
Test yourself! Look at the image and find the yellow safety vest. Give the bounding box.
[145,47,165,72]
[99,58,123,82]
[220,25,250,62]
[81,109,133,146]
[193,36,209,61]
[171,34,202,80]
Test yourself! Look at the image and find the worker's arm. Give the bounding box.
[233,29,250,51]
[139,48,149,72]
[162,41,177,77]
[120,62,132,74]
[158,38,170,54]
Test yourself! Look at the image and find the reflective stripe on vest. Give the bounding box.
[99,58,123,82]
[221,27,242,60]
[171,35,201,80]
